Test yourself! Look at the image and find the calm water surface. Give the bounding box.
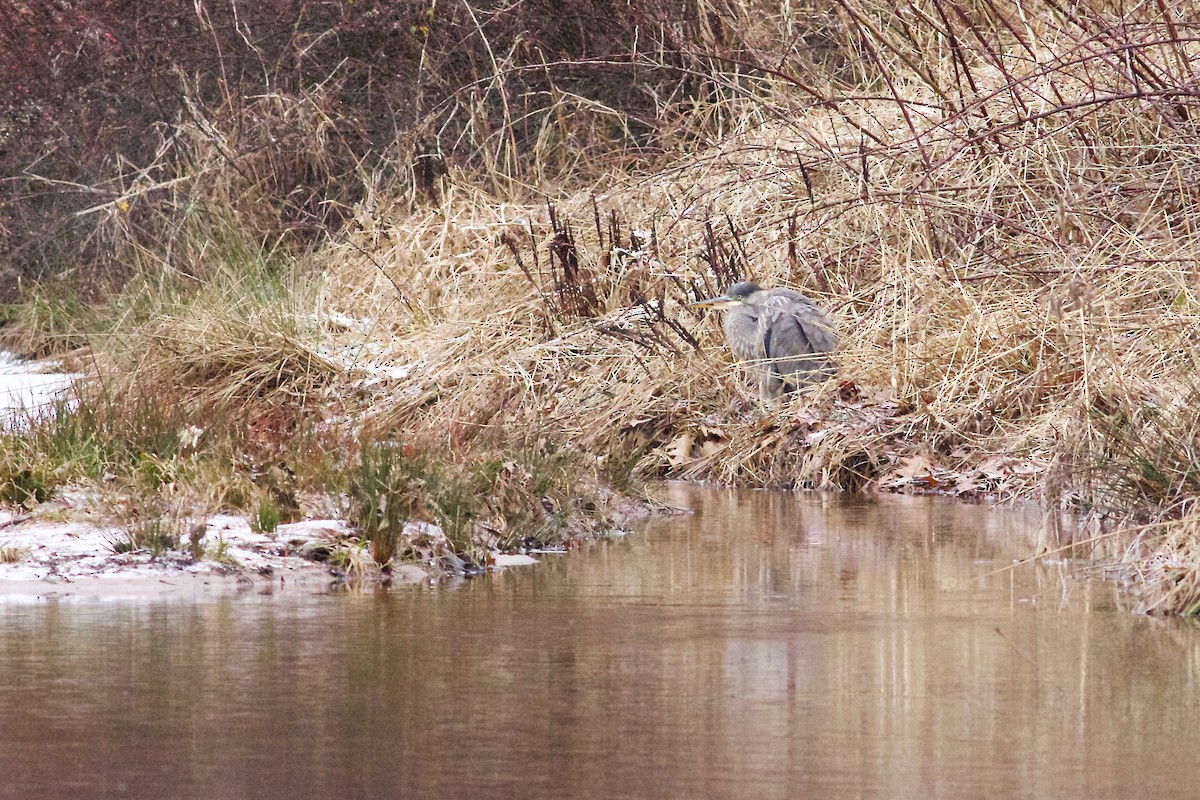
[3,486,1199,799]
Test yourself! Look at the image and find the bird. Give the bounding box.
[689,281,838,400]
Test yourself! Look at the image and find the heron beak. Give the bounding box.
[687,294,738,309]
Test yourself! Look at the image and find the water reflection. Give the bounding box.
[1,487,1197,800]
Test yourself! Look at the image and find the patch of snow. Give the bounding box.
[324,312,376,334]
[402,520,445,539]
[0,351,80,425]
[0,514,364,600]
[491,553,539,567]
[0,487,555,598]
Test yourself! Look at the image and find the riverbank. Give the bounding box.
[0,506,362,599]
[0,488,576,599]
[0,346,651,599]
[4,1,1200,610]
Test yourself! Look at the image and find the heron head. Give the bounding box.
[688,281,764,309]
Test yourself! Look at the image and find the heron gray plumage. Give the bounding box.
[689,282,838,400]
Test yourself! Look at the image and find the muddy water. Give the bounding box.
[3,486,1199,800]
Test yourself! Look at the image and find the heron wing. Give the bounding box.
[758,291,838,379]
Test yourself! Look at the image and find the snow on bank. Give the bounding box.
[0,351,79,426]
[0,352,543,599]
[0,508,542,600]
[0,512,359,600]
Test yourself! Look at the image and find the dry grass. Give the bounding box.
[6,0,1200,608]
[1122,509,1200,615]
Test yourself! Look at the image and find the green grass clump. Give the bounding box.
[1085,391,1200,516]
[3,386,189,486]
[0,464,56,508]
[4,284,96,358]
[344,433,598,570]
[348,441,430,567]
[112,516,181,557]
[251,495,281,535]
[109,490,206,559]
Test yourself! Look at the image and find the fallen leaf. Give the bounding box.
[665,433,696,467]
[895,454,935,480]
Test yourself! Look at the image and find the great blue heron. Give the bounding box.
[689,282,838,400]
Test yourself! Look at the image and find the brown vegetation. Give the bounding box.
[4,0,1200,610]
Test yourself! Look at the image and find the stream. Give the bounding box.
[2,484,1198,799]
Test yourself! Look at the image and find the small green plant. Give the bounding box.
[113,516,181,557]
[349,440,431,566]
[132,454,181,492]
[428,465,492,558]
[251,495,281,534]
[0,465,55,507]
[1084,391,1200,516]
[110,493,192,558]
[326,537,375,578]
[211,535,237,566]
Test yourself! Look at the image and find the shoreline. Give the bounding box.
[0,509,406,600]
[0,506,561,600]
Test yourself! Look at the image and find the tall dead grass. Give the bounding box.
[311,0,1200,607]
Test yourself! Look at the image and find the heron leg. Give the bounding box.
[759,368,784,402]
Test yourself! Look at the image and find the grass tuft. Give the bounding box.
[251,497,281,536]
[348,441,429,567]
[0,544,30,564]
